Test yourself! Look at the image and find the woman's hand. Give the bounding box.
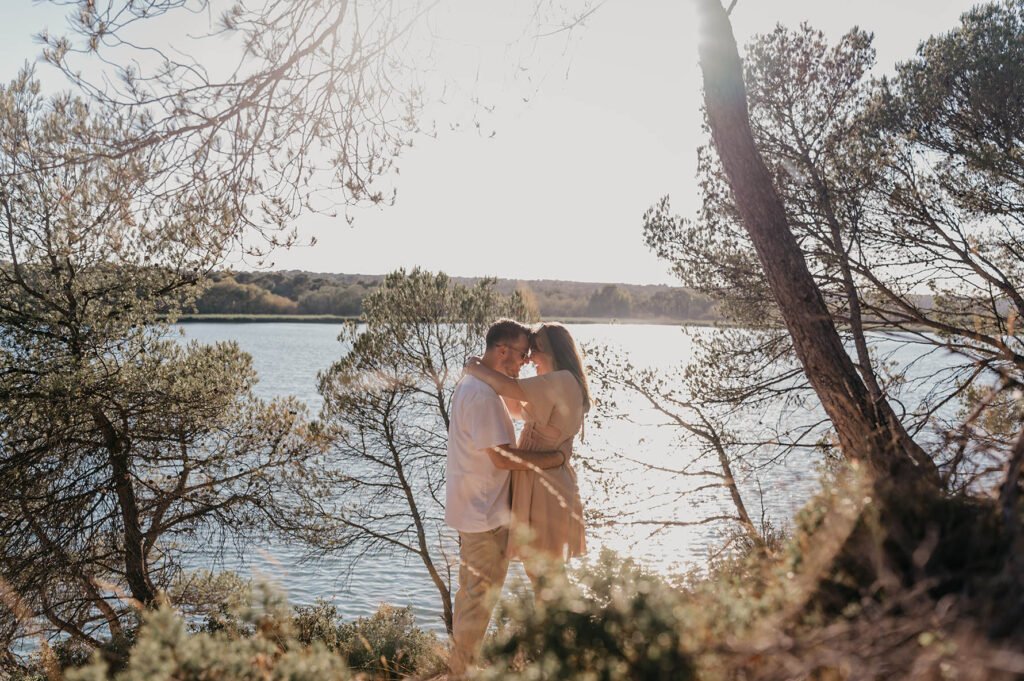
[462,356,528,401]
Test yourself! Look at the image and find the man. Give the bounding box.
[445,319,568,677]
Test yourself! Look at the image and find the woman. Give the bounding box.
[464,322,590,579]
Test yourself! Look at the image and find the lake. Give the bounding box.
[177,321,959,632]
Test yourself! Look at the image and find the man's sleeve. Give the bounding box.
[468,394,513,450]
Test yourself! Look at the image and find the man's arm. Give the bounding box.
[485,439,573,471]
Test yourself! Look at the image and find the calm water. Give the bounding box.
[176,322,958,631]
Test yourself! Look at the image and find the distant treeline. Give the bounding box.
[192,270,719,321]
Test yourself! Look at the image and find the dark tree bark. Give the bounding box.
[692,0,939,488]
[805,166,934,472]
[94,408,157,606]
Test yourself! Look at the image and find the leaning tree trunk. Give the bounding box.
[693,0,939,489]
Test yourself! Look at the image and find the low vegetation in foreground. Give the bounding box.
[12,587,446,681]
[481,465,1024,680]
[10,461,1023,681]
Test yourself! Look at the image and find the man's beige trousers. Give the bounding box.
[449,526,510,677]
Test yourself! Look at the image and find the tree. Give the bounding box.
[588,346,765,547]
[588,285,633,318]
[296,285,363,315]
[302,269,533,634]
[0,71,324,665]
[640,288,693,320]
[684,4,940,486]
[27,0,434,253]
[648,8,1024,489]
[679,0,1024,631]
[863,2,1024,475]
[195,277,300,314]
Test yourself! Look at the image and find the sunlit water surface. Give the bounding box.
[177,322,958,632]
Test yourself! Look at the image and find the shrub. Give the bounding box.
[482,551,697,681]
[170,571,255,639]
[291,598,444,680]
[65,594,352,681]
[480,462,1024,680]
[293,600,345,650]
[333,604,443,680]
[12,587,442,681]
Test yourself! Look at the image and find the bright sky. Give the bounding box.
[1,0,982,285]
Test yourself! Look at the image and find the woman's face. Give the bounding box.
[530,333,556,375]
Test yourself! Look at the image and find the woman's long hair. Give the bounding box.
[532,322,592,414]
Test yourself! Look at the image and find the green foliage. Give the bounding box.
[296,286,363,315]
[885,0,1024,218]
[482,551,697,681]
[332,605,442,679]
[864,0,1024,341]
[11,635,132,681]
[292,598,444,679]
[0,71,328,663]
[645,22,878,328]
[483,463,1021,680]
[644,8,1024,494]
[64,590,353,681]
[586,285,633,318]
[203,271,376,316]
[173,571,255,636]
[637,288,714,320]
[195,278,299,314]
[193,269,712,321]
[12,588,441,681]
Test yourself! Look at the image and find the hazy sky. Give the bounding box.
[1,0,982,285]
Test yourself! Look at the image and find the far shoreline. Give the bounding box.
[172,314,721,326]
[170,315,937,336]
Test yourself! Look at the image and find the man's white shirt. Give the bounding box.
[445,375,515,533]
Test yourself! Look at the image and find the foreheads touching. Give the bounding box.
[485,319,531,353]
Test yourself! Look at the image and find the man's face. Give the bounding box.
[498,334,530,378]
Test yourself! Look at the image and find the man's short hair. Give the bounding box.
[485,318,531,349]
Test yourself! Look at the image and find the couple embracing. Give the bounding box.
[445,319,590,676]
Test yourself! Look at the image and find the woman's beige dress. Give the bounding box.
[508,370,586,562]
